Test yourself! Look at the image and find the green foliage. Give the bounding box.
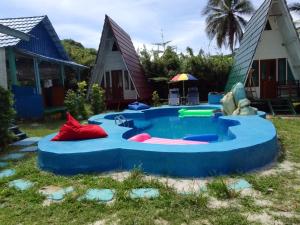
[207,178,238,199]
[90,84,105,115]
[64,89,78,118]
[61,39,97,66]
[64,81,89,119]
[202,0,254,51]
[139,46,233,92]
[77,81,88,119]
[152,91,160,107]
[0,87,15,148]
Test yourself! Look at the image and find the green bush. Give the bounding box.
[0,87,15,148]
[77,81,88,119]
[152,91,160,107]
[64,89,78,118]
[90,84,105,115]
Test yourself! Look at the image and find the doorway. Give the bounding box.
[111,70,123,100]
[260,59,277,99]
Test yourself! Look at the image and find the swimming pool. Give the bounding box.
[38,105,278,177]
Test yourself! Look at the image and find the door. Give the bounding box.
[260,59,277,99]
[111,70,123,100]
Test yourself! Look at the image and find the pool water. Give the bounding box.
[130,115,237,142]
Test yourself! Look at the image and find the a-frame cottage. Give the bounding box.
[90,15,151,107]
[226,0,300,110]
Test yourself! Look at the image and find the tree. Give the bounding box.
[62,39,97,66]
[289,2,300,13]
[202,0,254,52]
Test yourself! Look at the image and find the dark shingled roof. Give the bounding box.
[105,15,151,99]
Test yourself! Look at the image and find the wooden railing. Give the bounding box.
[277,80,300,98]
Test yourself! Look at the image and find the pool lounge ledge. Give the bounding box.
[38,105,278,178]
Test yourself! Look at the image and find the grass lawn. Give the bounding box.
[0,118,300,225]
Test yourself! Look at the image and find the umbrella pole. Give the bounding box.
[183,81,185,104]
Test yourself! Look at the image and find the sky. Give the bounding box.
[0,0,299,54]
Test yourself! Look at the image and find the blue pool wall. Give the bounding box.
[38,105,278,177]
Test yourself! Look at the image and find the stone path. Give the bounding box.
[10,137,41,146]
[0,137,263,209]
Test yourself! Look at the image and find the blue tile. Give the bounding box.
[46,187,74,201]
[19,146,38,152]
[0,169,16,179]
[130,188,159,199]
[82,189,115,202]
[9,179,34,191]
[228,179,252,191]
[1,153,26,161]
[11,137,41,146]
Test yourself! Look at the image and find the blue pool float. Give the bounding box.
[183,134,219,142]
[128,102,150,110]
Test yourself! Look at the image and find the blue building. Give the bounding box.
[0,15,87,119]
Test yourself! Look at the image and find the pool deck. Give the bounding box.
[38,104,278,177]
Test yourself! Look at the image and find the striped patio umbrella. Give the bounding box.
[170,73,198,96]
[170,73,198,82]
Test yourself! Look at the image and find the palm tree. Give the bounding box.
[203,0,255,52]
[289,2,300,13]
[289,3,300,35]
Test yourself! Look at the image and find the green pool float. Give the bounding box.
[178,109,214,118]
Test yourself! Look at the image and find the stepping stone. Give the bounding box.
[19,146,38,152]
[0,169,16,179]
[9,179,34,191]
[81,189,115,202]
[0,162,8,168]
[129,188,159,199]
[11,137,41,147]
[228,179,252,191]
[40,186,74,201]
[1,153,26,161]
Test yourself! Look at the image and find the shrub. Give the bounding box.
[90,84,105,115]
[0,87,15,148]
[77,81,88,119]
[64,89,78,118]
[152,91,160,107]
[64,81,90,119]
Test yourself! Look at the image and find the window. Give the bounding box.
[100,74,105,88]
[250,60,259,86]
[278,58,286,85]
[130,79,135,90]
[287,62,295,83]
[105,71,111,88]
[124,70,129,90]
[265,20,272,30]
[112,42,119,51]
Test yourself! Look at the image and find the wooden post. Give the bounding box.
[60,64,65,86]
[33,57,42,94]
[7,47,18,87]
[0,47,8,89]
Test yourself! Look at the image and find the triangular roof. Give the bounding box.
[0,15,69,60]
[225,0,300,91]
[93,15,151,99]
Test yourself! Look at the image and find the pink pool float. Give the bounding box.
[128,133,208,145]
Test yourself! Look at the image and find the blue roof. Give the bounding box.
[0,15,69,60]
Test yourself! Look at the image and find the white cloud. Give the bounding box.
[2,0,297,55]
